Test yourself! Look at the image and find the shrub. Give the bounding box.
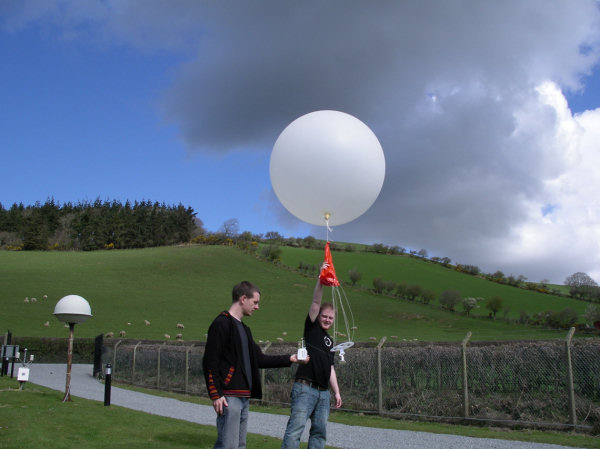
[261,244,282,262]
[439,289,461,311]
[486,296,503,318]
[348,268,362,286]
[372,277,386,294]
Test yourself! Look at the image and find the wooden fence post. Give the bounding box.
[132,341,141,381]
[261,342,272,401]
[185,344,194,394]
[112,340,122,376]
[461,331,472,418]
[377,336,387,415]
[157,343,166,389]
[565,327,576,426]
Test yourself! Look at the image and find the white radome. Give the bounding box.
[53,294,92,324]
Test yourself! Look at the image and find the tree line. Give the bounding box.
[0,199,198,251]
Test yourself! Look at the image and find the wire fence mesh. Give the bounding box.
[102,330,600,429]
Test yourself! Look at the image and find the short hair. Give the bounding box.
[320,302,335,314]
[232,281,260,303]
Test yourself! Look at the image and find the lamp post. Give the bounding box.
[53,295,92,402]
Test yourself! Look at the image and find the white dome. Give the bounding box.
[53,295,92,324]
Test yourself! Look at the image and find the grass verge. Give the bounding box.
[101,380,600,448]
[0,376,338,449]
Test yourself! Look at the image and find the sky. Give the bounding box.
[2,1,600,285]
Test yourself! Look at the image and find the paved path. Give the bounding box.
[27,364,582,449]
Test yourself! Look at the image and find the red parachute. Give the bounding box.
[319,241,340,287]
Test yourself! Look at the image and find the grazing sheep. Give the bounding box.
[282,331,287,336]
[276,337,284,342]
[351,326,358,330]
[119,330,126,337]
[43,321,50,327]
[24,297,29,303]
[127,322,131,326]
[369,337,377,341]
[144,320,150,326]
[164,334,171,339]
[43,295,48,300]
[176,323,184,329]
[175,333,183,340]
[31,297,37,302]
[391,335,398,339]
[105,332,114,338]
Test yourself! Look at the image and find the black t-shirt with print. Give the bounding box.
[295,314,334,388]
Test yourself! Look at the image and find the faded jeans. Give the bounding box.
[281,381,330,449]
[214,396,249,449]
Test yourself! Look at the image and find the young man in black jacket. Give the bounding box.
[203,281,308,449]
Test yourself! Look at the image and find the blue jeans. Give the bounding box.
[281,381,330,449]
[214,396,249,449]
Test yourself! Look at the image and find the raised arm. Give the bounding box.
[308,276,324,322]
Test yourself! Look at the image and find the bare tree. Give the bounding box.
[565,272,598,299]
[220,218,240,238]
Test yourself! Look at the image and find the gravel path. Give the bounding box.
[27,364,582,449]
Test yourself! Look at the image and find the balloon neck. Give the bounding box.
[324,214,333,237]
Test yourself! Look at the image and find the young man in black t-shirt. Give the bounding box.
[281,276,342,449]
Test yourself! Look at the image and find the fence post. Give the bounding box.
[565,327,576,426]
[261,342,272,402]
[157,343,166,389]
[132,341,141,381]
[112,340,122,376]
[461,331,472,418]
[185,344,194,394]
[376,337,387,415]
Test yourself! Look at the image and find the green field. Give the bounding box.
[0,245,590,343]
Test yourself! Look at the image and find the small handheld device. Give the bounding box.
[297,338,307,361]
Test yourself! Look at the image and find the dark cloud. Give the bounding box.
[4,1,600,282]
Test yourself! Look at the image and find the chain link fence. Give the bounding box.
[101,329,599,430]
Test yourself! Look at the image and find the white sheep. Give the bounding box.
[31,297,37,302]
[164,334,171,339]
[43,295,48,300]
[175,333,183,340]
[43,321,50,327]
[144,320,151,326]
[105,332,114,338]
[276,337,284,342]
[119,330,126,337]
[176,323,184,329]
[24,297,29,303]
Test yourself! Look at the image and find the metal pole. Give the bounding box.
[63,323,75,402]
[565,327,577,426]
[104,364,112,406]
[377,336,387,415]
[461,331,472,418]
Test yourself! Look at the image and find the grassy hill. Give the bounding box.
[0,245,589,343]
[277,246,587,319]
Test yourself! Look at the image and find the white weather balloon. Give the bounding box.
[270,110,385,226]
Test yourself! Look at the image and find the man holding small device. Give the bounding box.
[281,269,342,449]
